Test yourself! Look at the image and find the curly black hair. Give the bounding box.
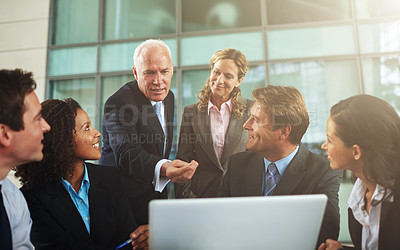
[15,98,81,189]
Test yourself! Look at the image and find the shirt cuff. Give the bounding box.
[153,159,171,192]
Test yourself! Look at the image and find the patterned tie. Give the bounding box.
[264,163,280,196]
[0,184,13,250]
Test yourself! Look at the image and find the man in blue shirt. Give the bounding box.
[219,85,342,246]
[0,69,51,249]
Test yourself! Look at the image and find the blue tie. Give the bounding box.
[155,102,163,127]
[154,102,166,155]
[264,163,280,196]
[0,185,12,250]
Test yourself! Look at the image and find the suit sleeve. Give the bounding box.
[315,168,342,245]
[175,106,198,198]
[102,97,162,186]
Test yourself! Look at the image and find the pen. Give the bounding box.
[115,229,149,249]
[115,238,133,250]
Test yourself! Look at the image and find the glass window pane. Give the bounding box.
[52,0,98,45]
[50,78,98,129]
[362,56,400,113]
[100,39,178,72]
[104,0,175,40]
[268,26,355,60]
[358,21,400,53]
[266,0,351,25]
[356,0,400,19]
[269,60,361,144]
[181,32,264,66]
[182,0,261,32]
[182,65,266,107]
[49,47,97,76]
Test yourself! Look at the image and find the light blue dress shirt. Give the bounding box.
[61,163,90,233]
[262,144,300,193]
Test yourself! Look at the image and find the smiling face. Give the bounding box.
[209,59,243,103]
[133,45,173,102]
[243,102,282,157]
[10,91,51,164]
[321,116,356,171]
[74,109,101,161]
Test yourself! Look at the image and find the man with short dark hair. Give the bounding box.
[219,85,342,246]
[100,40,198,225]
[0,68,50,249]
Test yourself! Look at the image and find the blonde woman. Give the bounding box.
[175,48,253,198]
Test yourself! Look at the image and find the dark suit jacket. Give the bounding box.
[175,97,253,198]
[100,80,174,225]
[20,163,137,250]
[348,184,400,250]
[219,143,342,246]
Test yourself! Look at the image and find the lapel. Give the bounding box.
[86,164,109,238]
[46,182,92,242]
[132,81,166,157]
[220,110,245,168]
[164,92,174,158]
[380,199,392,230]
[192,109,221,169]
[273,143,309,195]
[245,154,265,196]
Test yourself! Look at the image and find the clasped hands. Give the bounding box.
[161,159,198,183]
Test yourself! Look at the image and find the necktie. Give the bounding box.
[0,184,13,250]
[154,102,163,127]
[154,102,166,156]
[263,163,280,196]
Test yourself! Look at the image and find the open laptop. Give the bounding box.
[149,194,327,250]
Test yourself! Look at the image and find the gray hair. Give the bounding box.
[133,39,172,67]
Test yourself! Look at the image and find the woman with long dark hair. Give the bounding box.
[319,95,400,250]
[15,98,148,250]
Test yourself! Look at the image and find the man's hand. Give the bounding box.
[318,239,343,250]
[160,160,198,183]
[130,224,149,250]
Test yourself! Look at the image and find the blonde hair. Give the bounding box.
[196,48,249,119]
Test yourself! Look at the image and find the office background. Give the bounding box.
[1,0,400,243]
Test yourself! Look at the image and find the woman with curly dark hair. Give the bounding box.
[319,95,400,250]
[175,48,253,198]
[15,98,148,250]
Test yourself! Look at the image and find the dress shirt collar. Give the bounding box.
[61,162,90,194]
[207,98,232,115]
[263,144,299,176]
[348,178,393,210]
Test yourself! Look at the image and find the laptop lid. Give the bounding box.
[149,194,327,250]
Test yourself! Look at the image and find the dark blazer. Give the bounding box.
[175,97,253,198]
[20,163,137,250]
[219,143,342,246]
[348,184,400,250]
[100,80,174,225]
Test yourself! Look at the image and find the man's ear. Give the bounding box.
[353,144,362,160]
[0,124,12,147]
[279,125,292,140]
[132,66,138,80]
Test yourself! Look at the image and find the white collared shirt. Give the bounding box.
[208,99,232,160]
[348,178,393,250]
[1,177,34,250]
